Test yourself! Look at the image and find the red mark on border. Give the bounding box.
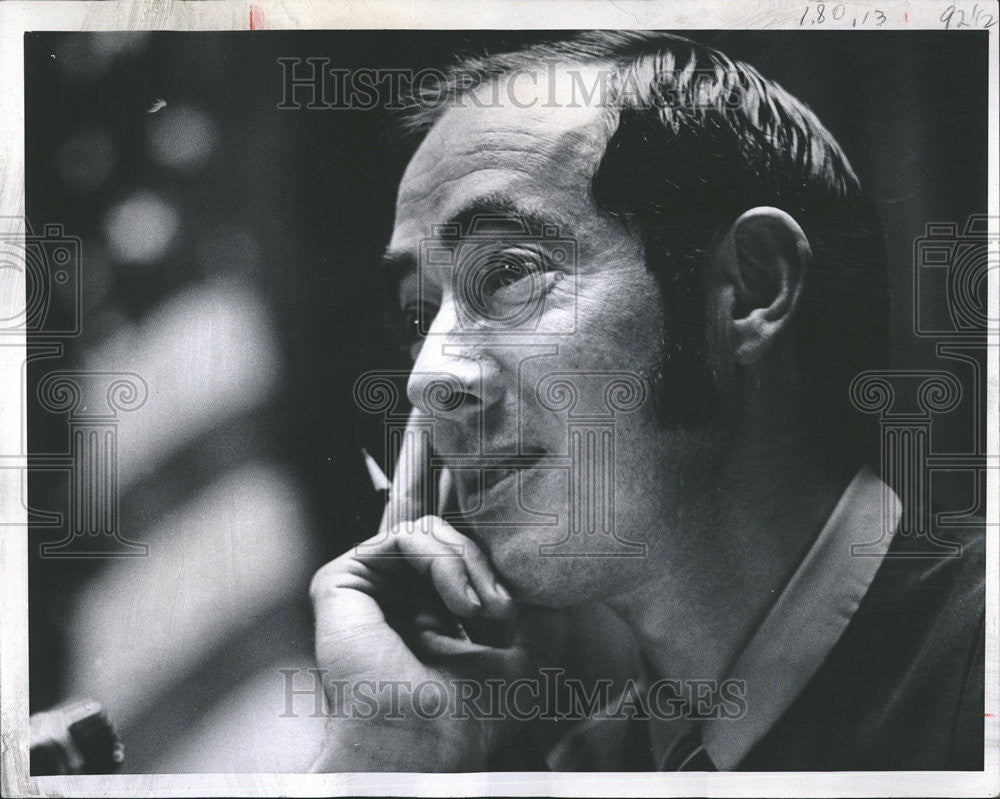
[904,11,908,24]
[250,5,267,30]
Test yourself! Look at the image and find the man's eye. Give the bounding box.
[399,302,435,343]
[478,252,540,297]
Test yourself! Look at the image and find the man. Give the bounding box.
[309,32,984,771]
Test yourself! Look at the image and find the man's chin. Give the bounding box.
[467,523,615,608]
[458,474,639,605]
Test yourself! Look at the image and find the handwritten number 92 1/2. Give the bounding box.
[940,4,998,29]
[799,4,886,26]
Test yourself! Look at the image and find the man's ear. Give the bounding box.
[711,206,810,366]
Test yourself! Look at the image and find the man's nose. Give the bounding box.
[406,298,502,424]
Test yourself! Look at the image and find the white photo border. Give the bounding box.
[0,2,996,796]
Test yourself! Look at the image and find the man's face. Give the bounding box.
[386,67,715,607]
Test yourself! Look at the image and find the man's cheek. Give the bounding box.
[574,279,662,360]
[491,541,610,607]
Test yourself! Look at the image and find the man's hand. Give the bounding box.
[310,517,538,771]
[309,414,564,772]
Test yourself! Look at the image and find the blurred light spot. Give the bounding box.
[103,191,180,265]
[83,280,280,485]
[53,36,113,82]
[147,104,217,172]
[196,225,261,276]
[89,32,150,59]
[57,127,115,191]
[52,33,148,83]
[64,463,313,729]
[146,98,167,114]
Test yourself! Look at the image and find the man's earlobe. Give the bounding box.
[716,206,810,366]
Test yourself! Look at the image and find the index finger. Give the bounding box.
[379,407,434,535]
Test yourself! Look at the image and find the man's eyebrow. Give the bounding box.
[380,250,418,313]
[444,195,570,237]
[381,250,416,283]
[380,194,573,297]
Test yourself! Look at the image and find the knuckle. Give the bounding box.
[387,517,421,536]
[389,516,436,542]
[308,555,349,602]
[412,515,439,533]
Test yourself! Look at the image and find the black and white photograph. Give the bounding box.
[0,2,996,796]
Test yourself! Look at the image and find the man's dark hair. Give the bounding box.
[401,31,890,454]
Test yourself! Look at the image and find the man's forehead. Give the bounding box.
[439,61,613,138]
[393,64,613,228]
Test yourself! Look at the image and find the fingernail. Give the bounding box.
[466,584,482,610]
[493,580,511,601]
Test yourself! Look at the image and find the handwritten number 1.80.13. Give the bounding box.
[800,4,887,26]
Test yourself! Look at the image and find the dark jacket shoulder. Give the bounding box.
[741,521,986,771]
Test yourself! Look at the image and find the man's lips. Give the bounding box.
[453,447,548,505]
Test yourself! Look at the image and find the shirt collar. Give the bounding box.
[653,464,902,770]
[539,466,901,772]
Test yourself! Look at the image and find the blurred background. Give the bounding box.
[23,30,988,772]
